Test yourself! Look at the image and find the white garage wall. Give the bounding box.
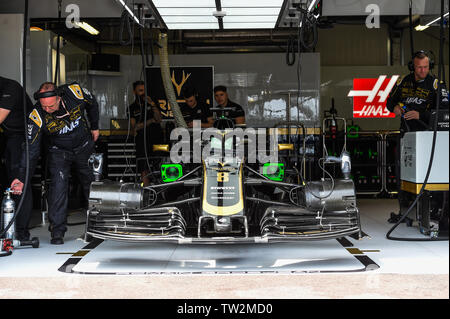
[68,53,321,129]
[0,14,24,84]
[63,49,448,131]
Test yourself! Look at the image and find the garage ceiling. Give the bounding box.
[24,0,446,20]
[21,0,448,54]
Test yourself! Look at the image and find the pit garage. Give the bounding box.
[0,0,448,302]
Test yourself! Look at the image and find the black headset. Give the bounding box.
[33,85,64,100]
[408,50,435,72]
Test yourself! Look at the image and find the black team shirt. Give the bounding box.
[0,76,33,135]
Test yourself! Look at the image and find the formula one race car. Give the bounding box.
[85,120,362,243]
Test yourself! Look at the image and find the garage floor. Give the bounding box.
[0,199,448,299]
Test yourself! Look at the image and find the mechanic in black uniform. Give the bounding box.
[386,50,449,223]
[386,50,448,134]
[0,76,34,241]
[213,85,245,126]
[128,80,163,186]
[10,81,99,245]
[181,87,213,128]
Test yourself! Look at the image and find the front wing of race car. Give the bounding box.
[85,163,362,244]
[86,206,361,244]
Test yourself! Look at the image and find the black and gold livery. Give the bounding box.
[86,121,362,244]
[198,157,246,236]
[202,158,244,217]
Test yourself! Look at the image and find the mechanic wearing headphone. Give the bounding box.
[181,86,214,128]
[10,81,99,245]
[386,50,448,223]
[0,76,34,242]
[386,50,448,134]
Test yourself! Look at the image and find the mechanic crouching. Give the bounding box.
[10,81,99,245]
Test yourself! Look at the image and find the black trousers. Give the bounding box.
[46,141,94,237]
[3,134,33,240]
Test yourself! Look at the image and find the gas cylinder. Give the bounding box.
[1,188,16,240]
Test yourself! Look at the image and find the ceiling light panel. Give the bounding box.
[225,16,278,23]
[223,22,276,29]
[158,7,279,16]
[164,23,219,30]
[164,16,218,23]
[221,0,283,7]
[157,8,216,16]
[74,21,100,35]
[152,0,283,30]
[426,12,449,25]
[225,8,280,15]
[152,0,214,8]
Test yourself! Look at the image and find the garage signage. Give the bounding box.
[146,66,214,119]
[348,75,399,118]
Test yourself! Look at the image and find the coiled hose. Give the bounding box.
[158,33,187,128]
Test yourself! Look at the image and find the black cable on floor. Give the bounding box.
[0,250,12,257]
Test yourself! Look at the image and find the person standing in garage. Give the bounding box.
[9,81,99,245]
[0,76,34,242]
[386,50,448,134]
[128,80,163,186]
[213,85,246,126]
[386,50,449,222]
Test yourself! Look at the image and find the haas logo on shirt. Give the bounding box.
[59,118,80,134]
[405,97,425,105]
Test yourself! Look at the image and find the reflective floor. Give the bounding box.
[0,199,448,298]
[71,239,366,275]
